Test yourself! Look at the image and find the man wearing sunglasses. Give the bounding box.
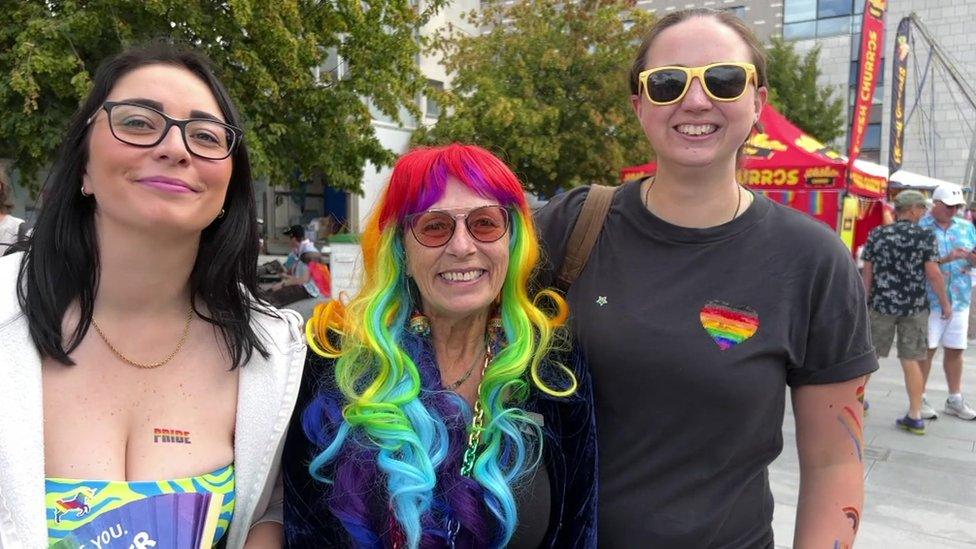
[918,183,976,420]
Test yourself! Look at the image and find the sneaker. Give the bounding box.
[945,398,976,420]
[920,398,939,420]
[896,415,925,435]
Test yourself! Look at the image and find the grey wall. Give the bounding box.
[634,0,784,42]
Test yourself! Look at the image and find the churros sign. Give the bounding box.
[848,0,886,161]
[889,17,911,174]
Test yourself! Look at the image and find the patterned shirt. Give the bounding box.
[919,215,976,312]
[862,220,939,316]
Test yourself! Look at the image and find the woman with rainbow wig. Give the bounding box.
[282,144,597,548]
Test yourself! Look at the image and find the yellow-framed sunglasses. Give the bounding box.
[637,62,758,106]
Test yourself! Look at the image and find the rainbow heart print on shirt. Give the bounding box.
[699,300,759,350]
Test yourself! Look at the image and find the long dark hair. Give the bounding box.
[16,43,269,368]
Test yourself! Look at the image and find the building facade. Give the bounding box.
[635,0,784,42]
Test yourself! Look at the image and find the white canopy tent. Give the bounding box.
[889,169,962,191]
[846,158,964,193]
[852,158,890,179]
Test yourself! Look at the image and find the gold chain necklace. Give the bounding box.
[91,307,194,369]
[459,346,492,477]
[443,344,492,546]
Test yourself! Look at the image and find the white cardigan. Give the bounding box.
[0,252,307,548]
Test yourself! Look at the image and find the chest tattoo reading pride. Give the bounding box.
[153,428,191,444]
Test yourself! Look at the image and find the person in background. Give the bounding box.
[264,251,324,308]
[283,224,319,275]
[861,190,949,434]
[968,201,976,340]
[535,9,876,547]
[0,168,25,254]
[919,183,976,420]
[306,252,332,298]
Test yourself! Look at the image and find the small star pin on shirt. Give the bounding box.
[596,296,608,306]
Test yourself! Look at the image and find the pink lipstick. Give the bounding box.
[136,176,196,194]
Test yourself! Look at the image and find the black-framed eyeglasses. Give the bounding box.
[405,205,510,248]
[86,101,243,160]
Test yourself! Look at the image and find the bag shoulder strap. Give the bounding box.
[556,184,617,292]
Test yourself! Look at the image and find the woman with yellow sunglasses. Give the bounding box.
[535,8,875,548]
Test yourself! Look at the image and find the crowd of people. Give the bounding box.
[861,184,976,436]
[4,6,969,549]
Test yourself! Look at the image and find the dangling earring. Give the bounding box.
[217,208,226,219]
[487,304,503,342]
[80,185,91,197]
[409,310,431,337]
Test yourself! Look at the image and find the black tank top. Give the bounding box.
[507,462,551,548]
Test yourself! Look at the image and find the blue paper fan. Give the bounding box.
[50,492,222,549]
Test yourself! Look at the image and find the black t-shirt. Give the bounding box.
[534,180,878,548]
[861,220,939,316]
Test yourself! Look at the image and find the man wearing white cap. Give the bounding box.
[919,183,976,420]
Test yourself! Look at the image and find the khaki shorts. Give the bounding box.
[870,309,928,360]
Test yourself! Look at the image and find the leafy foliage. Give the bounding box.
[0,0,445,193]
[412,0,654,196]
[765,36,845,144]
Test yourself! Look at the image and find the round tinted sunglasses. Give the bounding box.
[638,62,757,106]
[405,205,510,248]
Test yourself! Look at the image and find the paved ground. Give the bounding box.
[770,347,976,547]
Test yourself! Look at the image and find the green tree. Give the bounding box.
[412,0,653,196]
[0,0,445,193]
[765,36,845,144]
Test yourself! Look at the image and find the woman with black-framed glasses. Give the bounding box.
[0,43,305,547]
[534,8,876,548]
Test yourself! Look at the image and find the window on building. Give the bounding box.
[863,122,882,151]
[784,0,816,23]
[425,79,444,118]
[783,20,816,40]
[368,97,419,129]
[817,0,852,19]
[816,16,851,37]
[313,46,347,85]
[723,6,747,18]
[849,58,885,86]
[783,0,857,39]
[367,99,398,125]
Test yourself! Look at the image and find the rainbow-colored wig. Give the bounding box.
[303,143,575,548]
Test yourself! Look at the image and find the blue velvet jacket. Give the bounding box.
[281,337,598,548]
